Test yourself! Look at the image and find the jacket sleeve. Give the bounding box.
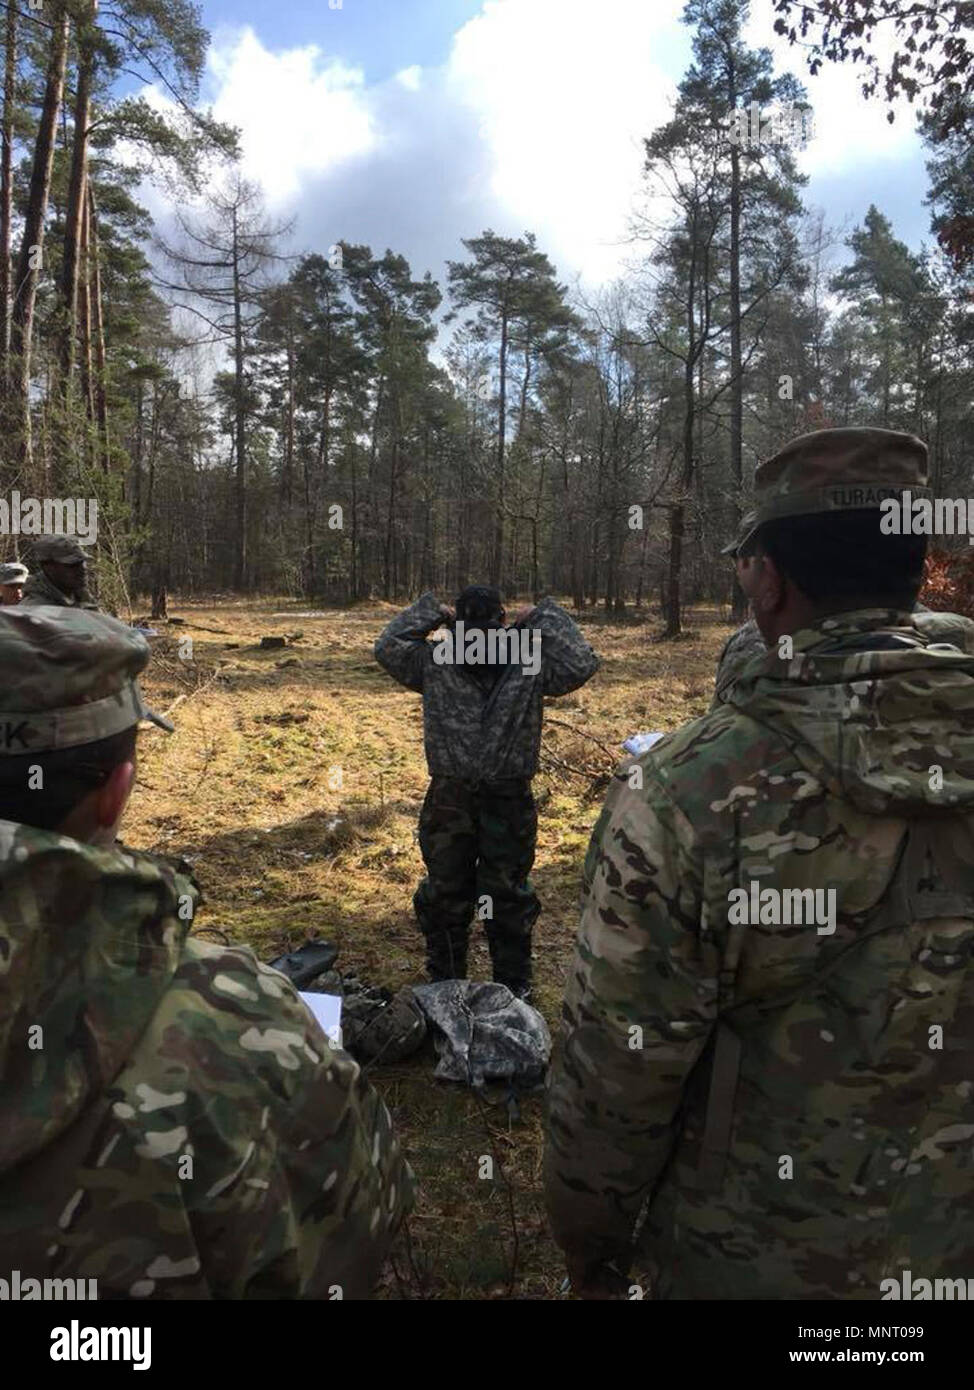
[543,764,717,1268]
[246,1017,415,1300]
[532,598,600,696]
[373,592,443,692]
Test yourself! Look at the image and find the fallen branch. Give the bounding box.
[160,667,222,721]
[174,620,235,636]
[162,692,188,719]
[539,751,603,781]
[545,717,617,761]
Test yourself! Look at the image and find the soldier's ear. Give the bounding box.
[755,551,788,614]
[94,759,137,830]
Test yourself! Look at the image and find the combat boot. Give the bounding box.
[425,930,468,982]
[492,965,533,1005]
[486,927,533,1003]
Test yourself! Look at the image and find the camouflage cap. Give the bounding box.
[0,606,173,755]
[0,562,28,585]
[32,534,88,565]
[722,426,930,556]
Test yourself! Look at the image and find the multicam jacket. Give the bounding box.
[0,825,413,1298]
[545,608,974,1299]
[712,607,974,707]
[374,593,600,782]
[20,570,99,610]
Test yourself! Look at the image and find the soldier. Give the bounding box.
[375,585,599,1000]
[0,560,27,605]
[545,427,974,1299]
[20,534,99,609]
[0,605,412,1298]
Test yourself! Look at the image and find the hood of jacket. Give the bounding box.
[722,608,974,817]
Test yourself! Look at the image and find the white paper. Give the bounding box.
[299,991,343,1047]
[622,730,666,755]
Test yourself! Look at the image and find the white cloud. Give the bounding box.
[192,3,687,285]
[745,0,923,176]
[207,27,376,204]
[445,0,686,283]
[395,65,423,92]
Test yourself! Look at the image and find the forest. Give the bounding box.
[0,0,969,635]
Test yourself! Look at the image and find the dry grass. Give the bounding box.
[128,596,737,1299]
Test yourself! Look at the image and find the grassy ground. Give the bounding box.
[128,596,736,1299]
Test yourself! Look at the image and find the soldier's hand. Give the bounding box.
[437,603,455,622]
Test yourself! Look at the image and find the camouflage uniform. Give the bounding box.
[0,606,413,1298]
[414,776,540,984]
[711,618,766,707]
[20,535,99,610]
[375,592,599,989]
[545,427,974,1299]
[711,607,974,710]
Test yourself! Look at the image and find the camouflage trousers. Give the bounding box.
[413,776,540,990]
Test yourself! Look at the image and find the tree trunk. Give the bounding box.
[349,436,359,601]
[729,134,747,621]
[88,183,110,470]
[10,2,70,480]
[383,431,399,600]
[132,379,144,520]
[666,210,701,639]
[492,309,508,585]
[0,1,16,384]
[231,206,247,589]
[283,315,295,504]
[78,190,95,457]
[665,503,684,637]
[303,445,316,596]
[60,0,97,387]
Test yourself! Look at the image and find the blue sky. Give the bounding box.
[199,0,487,85]
[163,0,933,299]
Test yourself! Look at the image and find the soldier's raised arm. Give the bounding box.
[525,597,599,696]
[544,760,718,1289]
[373,591,445,692]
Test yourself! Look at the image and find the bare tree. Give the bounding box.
[157,174,292,588]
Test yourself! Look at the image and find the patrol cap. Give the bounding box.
[0,605,174,756]
[33,534,89,565]
[723,427,930,556]
[0,562,28,584]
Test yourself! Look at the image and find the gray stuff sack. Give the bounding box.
[411,980,551,1088]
